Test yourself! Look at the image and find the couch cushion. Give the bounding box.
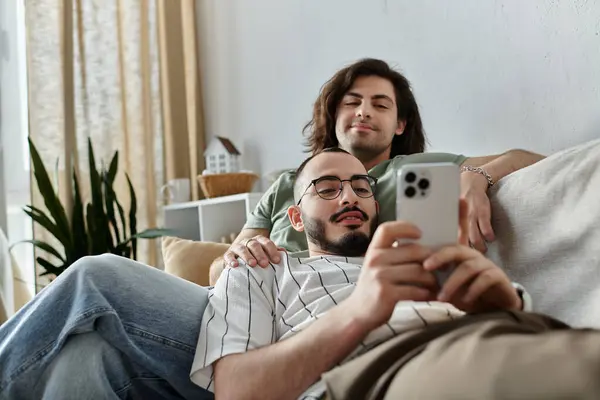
[487,138,600,327]
[162,237,229,287]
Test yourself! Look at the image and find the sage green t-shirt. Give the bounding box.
[243,152,467,254]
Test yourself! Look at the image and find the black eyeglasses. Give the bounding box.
[297,174,377,205]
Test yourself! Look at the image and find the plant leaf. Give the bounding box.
[107,151,119,185]
[23,205,68,246]
[113,195,127,250]
[36,256,65,277]
[71,168,88,262]
[85,203,98,254]
[87,138,110,254]
[118,228,174,247]
[103,171,120,246]
[27,137,73,249]
[115,242,131,258]
[126,173,138,260]
[10,239,66,263]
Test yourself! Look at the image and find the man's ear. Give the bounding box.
[375,200,380,215]
[287,205,305,232]
[395,119,407,135]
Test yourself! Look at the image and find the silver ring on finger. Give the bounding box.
[244,238,256,249]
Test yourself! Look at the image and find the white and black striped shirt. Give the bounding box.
[190,251,530,397]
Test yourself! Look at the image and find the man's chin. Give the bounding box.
[342,224,363,231]
[335,220,365,229]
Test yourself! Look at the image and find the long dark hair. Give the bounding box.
[303,58,427,157]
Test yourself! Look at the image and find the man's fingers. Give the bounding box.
[370,221,422,249]
[390,285,434,303]
[423,245,478,271]
[223,252,239,268]
[437,259,484,302]
[462,269,500,304]
[366,244,432,268]
[232,243,257,267]
[468,220,486,253]
[254,237,281,264]
[458,199,469,246]
[478,216,496,243]
[245,240,270,268]
[376,263,439,291]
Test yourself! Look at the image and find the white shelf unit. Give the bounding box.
[162,192,263,242]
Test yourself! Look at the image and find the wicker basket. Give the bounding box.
[197,172,259,198]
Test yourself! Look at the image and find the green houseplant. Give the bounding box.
[12,137,172,277]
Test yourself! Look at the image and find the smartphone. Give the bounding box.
[396,162,460,287]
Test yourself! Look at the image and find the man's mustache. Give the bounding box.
[329,206,369,223]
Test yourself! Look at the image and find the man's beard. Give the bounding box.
[302,211,378,257]
[336,128,394,163]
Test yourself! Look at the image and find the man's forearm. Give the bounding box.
[214,302,368,400]
[463,149,545,185]
[481,149,545,183]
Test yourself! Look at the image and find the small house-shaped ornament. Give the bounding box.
[204,136,241,174]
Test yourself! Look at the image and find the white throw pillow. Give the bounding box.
[487,138,600,327]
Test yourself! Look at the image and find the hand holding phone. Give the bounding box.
[396,163,460,287]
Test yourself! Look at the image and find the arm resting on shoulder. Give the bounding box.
[462,148,545,183]
[214,302,368,400]
[209,228,269,285]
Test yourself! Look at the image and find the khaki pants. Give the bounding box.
[323,311,600,400]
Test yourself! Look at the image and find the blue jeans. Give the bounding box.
[0,254,214,400]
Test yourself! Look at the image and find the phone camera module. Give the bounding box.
[405,172,416,183]
[404,186,416,198]
[418,179,430,190]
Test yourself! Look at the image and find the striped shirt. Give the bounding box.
[190,251,530,398]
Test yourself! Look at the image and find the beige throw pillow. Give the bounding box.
[487,138,600,327]
[162,237,229,287]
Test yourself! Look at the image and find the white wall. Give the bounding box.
[197,0,600,189]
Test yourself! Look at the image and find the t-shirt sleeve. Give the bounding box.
[242,177,280,231]
[190,265,276,391]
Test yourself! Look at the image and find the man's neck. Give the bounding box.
[306,244,365,259]
[350,148,392,171]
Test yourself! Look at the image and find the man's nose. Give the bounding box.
[355,103,372,119]
[338,182,359,205]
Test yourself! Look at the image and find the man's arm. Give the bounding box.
[209,228,269,285]
[462,148,545,183]
[460,149,545,252]
[214,301,367,400]
[214,222,438,399]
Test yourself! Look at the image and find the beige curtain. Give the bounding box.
[24,0,206,282]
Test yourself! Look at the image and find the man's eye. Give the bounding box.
[375,104,388,109]
[318,188,338,195]
[354,188,371,194]
[345,101,360,106]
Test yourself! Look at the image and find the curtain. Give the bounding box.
[24,0,206,283]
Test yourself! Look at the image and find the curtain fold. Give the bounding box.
[157,0,206,201]
[24,0,206,284]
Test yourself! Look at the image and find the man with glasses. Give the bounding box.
[192,148,600,400]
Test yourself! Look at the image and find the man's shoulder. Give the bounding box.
[370,152,466,178]
[391,152,466,167]
[272,169,296,188]
[218,260,279,291]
